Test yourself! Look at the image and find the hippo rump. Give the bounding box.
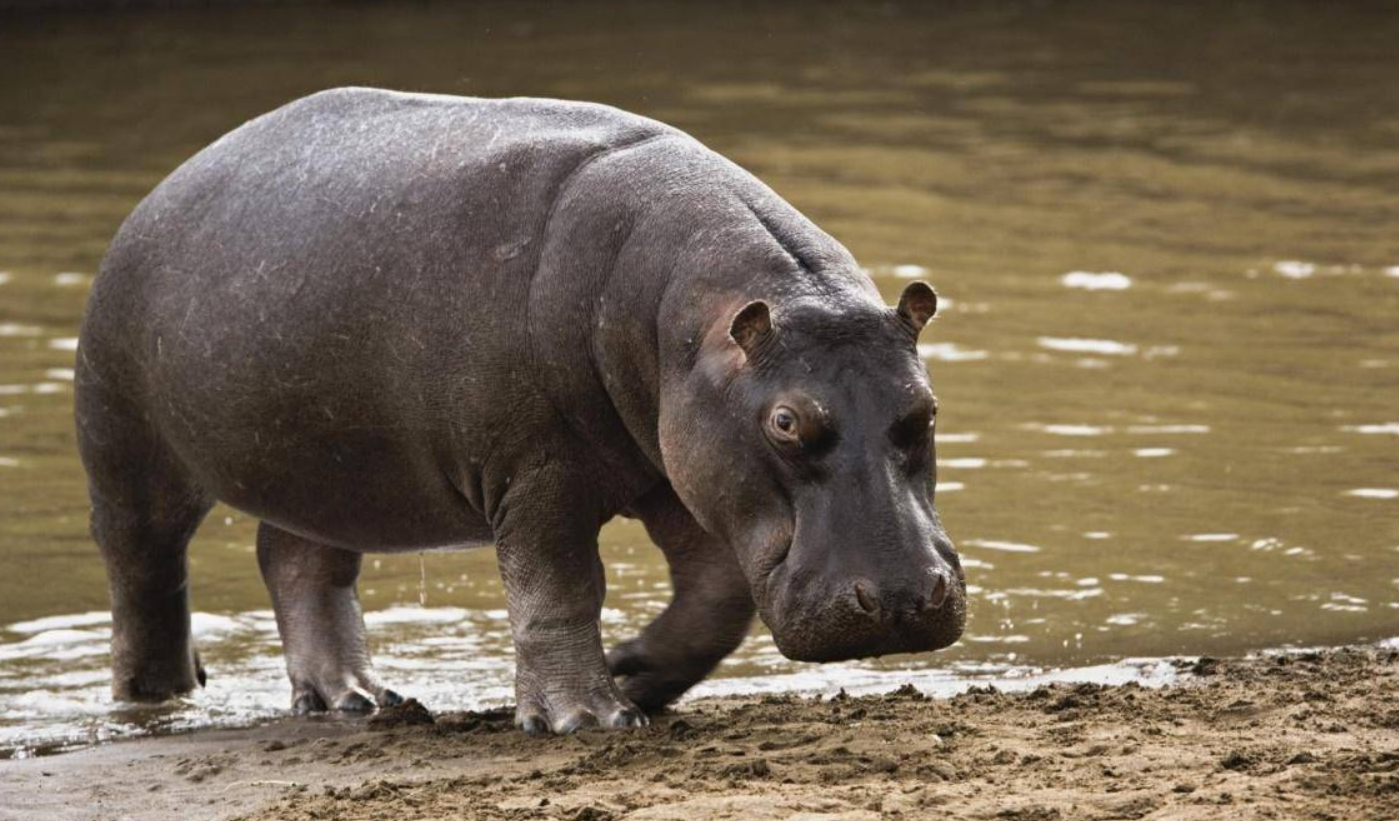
[75,87,966,734]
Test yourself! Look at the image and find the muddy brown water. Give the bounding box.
[1,0,1397,755]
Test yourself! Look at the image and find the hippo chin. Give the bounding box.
[75,87,967,735]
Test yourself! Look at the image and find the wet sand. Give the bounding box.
[3,645,1395,821]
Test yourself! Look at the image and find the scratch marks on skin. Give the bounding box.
[494,237,532,262]
[177,300,197,340]
[482,125,503,152]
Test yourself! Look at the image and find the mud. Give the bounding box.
[3,646,1396,821]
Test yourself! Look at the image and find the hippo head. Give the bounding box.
[659,281,966,662]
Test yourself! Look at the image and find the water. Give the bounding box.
[2,0,1398,756]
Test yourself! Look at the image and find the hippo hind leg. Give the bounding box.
[256,523,402,713]
[77,377,213,702]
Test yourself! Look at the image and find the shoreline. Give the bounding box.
[0,648,1191,760]
[0,610,1190,761]
[2,643,1396,820]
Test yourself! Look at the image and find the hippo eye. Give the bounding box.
[891,400,936,450]
[769,406,800,443]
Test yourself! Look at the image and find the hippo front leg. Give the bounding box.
[495,469,648,735]
[607,484,755,711]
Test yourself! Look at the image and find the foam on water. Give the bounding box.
[1126,424,1210,434]
[1026,423,1113,437]
[1037,337,1138,356]
[365,606,472,625]
[918,342,988,362]
[1346,488,1398,500]
[963,539,1042,554]
[1273,260,1316,279]
[1,382,66,395]
[1107,573,1166,584]
[939,457,987,469]
[8,612,115,634]
[1060,271,1131,290]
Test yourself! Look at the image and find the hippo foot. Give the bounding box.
[112,648,207,703]
[288,671,403,715]
[607,638,711,713]
[514,684,649,735]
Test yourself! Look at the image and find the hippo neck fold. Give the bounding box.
[601,172,878,503]
[526,132,877,514]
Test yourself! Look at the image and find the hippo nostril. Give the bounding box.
[925,572,949,611]
[854,581,880,615]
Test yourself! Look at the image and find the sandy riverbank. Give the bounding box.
[2,645,1395,821]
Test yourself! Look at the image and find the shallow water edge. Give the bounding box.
[4,600,1395,759]
[2,642,1395,821]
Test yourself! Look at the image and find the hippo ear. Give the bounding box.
[729,300,773,358]
[896,281,939,336]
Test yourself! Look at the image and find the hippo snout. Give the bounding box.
[764,547,967,664]
[851,569,951,619]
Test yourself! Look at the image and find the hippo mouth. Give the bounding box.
[758,546,967,664]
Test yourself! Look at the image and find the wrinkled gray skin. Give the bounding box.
[75,88,966,734]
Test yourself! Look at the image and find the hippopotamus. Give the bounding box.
[75,87,966,734]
